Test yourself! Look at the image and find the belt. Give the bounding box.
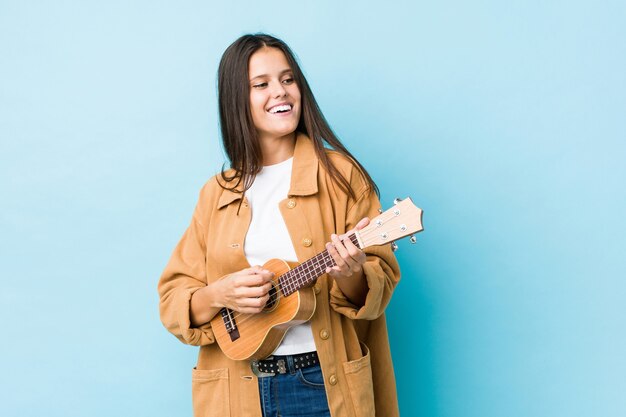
[251,351,319,377]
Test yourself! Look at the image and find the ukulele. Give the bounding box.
[211,197,424,360]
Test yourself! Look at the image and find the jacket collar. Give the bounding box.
[217,133,319,209]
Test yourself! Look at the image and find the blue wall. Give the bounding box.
[1,1,624,416]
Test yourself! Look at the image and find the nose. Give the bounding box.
[271,81,287,98]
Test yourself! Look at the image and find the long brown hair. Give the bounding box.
[217,33,379,199]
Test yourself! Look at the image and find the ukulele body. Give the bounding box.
[211,258,317,361]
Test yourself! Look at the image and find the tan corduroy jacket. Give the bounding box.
[158,134,401,417]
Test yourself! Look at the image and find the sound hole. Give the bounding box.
[264,281,279,312]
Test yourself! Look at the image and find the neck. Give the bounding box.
[258,132,297,166]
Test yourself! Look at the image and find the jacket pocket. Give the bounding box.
[191,367,230,417]
[342,343,375,417]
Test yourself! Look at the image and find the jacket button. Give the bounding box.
[287,199,296,209]
[320,329,330,340]
[302,238,312,247]
[313,284,321,295]
[329,374,338,385]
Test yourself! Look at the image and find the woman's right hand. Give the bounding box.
[212,266,274,314]
[190,266,274,327]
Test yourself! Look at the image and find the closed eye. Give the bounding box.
[252,82,268,88]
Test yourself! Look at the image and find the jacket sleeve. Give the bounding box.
[158,192,216,346]
[329,178,401,321]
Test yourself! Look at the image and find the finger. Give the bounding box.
[354,217,370,231]
[242,266,273,280]
[258,269,275,281]
[238,295,269,309]
[236,282,272,298]
[252,268,274,282]
[235,305,266,314]
[236,271,274,287]
[326,240,346,269]
[326,242,347,272]
[344,238,366,265]
[331,234,358,271]
[230,268,260,286]
[326,240,351,275]
[246,285,270,298]
[326,265,347,279]
[331,234,349,257]
[338,217,371,241]
[245,265,263,274]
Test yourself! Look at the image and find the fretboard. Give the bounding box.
[278,233,360,296]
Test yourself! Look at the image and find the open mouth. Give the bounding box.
[267,104,293,114]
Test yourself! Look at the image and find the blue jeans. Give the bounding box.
[257,357,331,417]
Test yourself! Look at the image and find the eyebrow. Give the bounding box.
[249,68,293,81]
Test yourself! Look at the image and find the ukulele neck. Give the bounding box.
[278,233,360,296]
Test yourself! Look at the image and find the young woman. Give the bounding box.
[158,34,401,417]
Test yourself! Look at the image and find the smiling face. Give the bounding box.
[248,47,301,144]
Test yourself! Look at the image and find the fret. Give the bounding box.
[278,232,359,296]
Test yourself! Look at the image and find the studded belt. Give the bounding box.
[251,351,319,377]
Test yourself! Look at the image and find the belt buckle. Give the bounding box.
[276,359,287,374]
[251,360,275,377]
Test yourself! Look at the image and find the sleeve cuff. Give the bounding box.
[329,260,385,320]
[175,287,216,346]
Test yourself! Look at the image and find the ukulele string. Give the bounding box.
[225,252,335,326]
[226,284,282,326]
[226,263,314,324]
[221,212,402,329]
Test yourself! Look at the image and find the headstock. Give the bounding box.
[356,197,424,249]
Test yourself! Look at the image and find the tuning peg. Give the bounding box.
[409,235,417,244]
[378,208,383,213]
[391,242,398,252]
[393,197,403,205]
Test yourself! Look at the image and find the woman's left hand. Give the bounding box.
[325,217,370,280]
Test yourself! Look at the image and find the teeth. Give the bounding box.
[269,104,292,114]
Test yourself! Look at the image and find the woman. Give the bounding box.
[158,33,401,417]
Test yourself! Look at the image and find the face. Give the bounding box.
[248,47,301,142]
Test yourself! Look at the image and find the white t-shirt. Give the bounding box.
[244,157,317,355]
